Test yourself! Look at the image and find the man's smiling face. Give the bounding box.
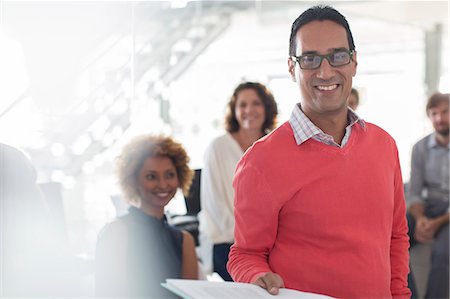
[288,20,357,118]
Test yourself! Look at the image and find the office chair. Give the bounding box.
[170,169,201,246]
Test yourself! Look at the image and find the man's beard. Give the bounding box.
[436,126,450,136]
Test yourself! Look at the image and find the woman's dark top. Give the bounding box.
[96,206,183,298]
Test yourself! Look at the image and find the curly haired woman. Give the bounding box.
[95,135,198,298]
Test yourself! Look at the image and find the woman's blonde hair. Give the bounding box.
[116,135,193,205]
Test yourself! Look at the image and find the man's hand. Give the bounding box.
[426,218,444,236]
[414,216,434,243]
[253,272,284,295]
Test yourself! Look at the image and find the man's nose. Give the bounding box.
[435,113,446,123]
[316,58,335,79]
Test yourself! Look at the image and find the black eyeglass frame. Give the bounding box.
[290,49,355,70]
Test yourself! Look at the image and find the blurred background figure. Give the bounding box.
[198,82,277,281]
[95,135,198,298]
[407,92,449,299]
[0,143,85,297]
[348,87,359,111]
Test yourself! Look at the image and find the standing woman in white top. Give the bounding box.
[199,82,278,281]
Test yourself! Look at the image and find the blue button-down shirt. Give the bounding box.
[409,133,450,210]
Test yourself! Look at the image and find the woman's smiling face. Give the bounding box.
[137,156,179,216]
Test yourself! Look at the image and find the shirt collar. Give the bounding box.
[427,133,450,149]
[289,103,366,146]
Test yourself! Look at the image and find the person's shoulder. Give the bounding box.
[414,134,432,147]
[254,122,293,148]
[364,122,390,136]
[0,143,35,170]
[411,133,432,153]
[362,122,404,156]
[180,230,194,244]
[207,133,232,149]
[98,219,127,242]
[242,122,293,160]
[167,222,183,235]
[96,219,128,258]
[363,122,397,142]
[164,223,183,243]
[212,133,231,144]
[101,218,127,232]
[0,143,38,187]
[0,142,24,156]
[180,230,196,255]
[204,134,235,160]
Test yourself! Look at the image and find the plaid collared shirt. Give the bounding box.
[289,103,366,148]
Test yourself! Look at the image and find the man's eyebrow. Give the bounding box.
[331,47,348,52]
[300,50,319,55]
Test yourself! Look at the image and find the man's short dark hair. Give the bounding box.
[426,92,450,112]
[289,5,356,56]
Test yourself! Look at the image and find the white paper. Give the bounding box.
[163,279,334,299]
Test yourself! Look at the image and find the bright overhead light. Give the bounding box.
[72,134,92,155]
[82,161,95,174]
[170,1,189,9]
[110,98,128,115]
[172,39,192,53]
[170,54,179,66]
[51,170,65,183]
[51,142,65,157]
[61,176,76,189]
[102,132,114,147]
[143,67,160,82]
[90,115,111,140]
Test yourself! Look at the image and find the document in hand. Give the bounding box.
[162,279,335,299]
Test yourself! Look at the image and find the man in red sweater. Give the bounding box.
[227,5,411,298]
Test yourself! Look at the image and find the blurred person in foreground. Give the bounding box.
[227,5,410,298]
[0,143,78,297]
[407,92,449,299]
[95,135,198,298]
[198,81,277,281]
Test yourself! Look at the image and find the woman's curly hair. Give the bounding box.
[116,135,193,206]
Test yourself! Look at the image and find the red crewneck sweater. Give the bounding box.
[227,121,411,299]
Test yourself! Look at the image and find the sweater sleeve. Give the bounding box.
[390,146,412,299]
[227,157,281,283]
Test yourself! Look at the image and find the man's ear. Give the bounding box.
[288,58,296,82]
[352,51,358,77]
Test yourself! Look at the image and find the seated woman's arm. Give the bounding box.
[181,230,198,279]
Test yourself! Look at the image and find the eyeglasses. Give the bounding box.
[290,50,355,70]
